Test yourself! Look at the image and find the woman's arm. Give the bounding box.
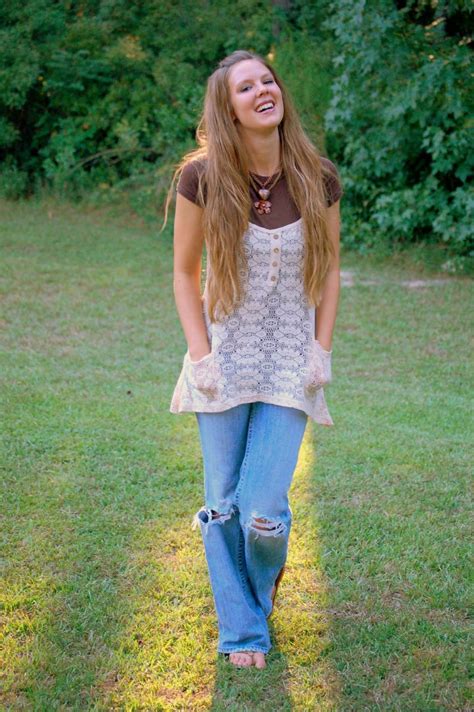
[173,193,211,361]
[315,200,341,350]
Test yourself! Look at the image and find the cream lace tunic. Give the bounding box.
[170,217,334,426]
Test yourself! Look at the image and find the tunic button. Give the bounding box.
[271,276,277,281]
[272,261,278,267]
[273,234,279,239]
[273,248,279,253]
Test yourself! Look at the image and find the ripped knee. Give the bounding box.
[247,515,287,537]
[192,506,235,532]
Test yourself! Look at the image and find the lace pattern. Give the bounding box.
[170,219,334,426]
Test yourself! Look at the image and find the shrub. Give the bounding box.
[323,0,473,260]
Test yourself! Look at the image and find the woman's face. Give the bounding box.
[227,59,284,134]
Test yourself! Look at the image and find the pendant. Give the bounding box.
[258,188,270,200]
[254,199,272,215]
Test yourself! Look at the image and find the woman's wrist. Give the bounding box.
[189,345,212,362]
[314,338,332,354]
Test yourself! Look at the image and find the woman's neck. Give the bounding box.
[240,128,281,176]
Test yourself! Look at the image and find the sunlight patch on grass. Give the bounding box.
[273,432,341,710]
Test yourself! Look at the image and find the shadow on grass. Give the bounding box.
[306,397,472,710]
[2,410,344,710]
[2,402,206,709]
[91,414,294,711]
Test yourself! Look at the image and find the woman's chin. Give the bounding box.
[255,109,283,129]
[242,117,283,134]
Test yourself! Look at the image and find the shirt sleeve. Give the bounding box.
[321,157,343,207]
[176,160,206,207]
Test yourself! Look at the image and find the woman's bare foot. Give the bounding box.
[252,652,266,669]
[228,652,253,667]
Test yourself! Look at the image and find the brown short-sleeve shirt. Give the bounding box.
[177,156,343,230]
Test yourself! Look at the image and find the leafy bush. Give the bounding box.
[0,0,471,264]
[272,31,335,151]
[0,158,28,199]
[323,0,473,261]
[0,0,276,198]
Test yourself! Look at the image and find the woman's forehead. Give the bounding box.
[228,59,273,86]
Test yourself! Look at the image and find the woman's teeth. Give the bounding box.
[257,102,274,113]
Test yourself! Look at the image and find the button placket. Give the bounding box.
[267,233,281,286]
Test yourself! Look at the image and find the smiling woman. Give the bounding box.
[164,49,343,669]
[228,62,284,131]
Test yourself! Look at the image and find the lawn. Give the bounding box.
[1,198,471,711]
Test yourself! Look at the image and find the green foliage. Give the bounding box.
[0,0,472,262]
[323,0,473,262]
[273,31,335,150]
[0,157,28,199]
[0,0,277,198]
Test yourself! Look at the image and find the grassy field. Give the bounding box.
[1,198,472,711]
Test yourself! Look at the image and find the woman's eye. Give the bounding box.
[238,78,273,92]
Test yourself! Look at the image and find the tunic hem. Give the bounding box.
[170,392,334,426]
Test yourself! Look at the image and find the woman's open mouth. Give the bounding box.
[255,101,275,113]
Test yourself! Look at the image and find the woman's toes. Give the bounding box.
[252,652,266,669]
[229,652,253,667]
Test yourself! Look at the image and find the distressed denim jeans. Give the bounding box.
[194,402,308,654]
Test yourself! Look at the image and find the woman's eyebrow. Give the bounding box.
[236,73,274,86]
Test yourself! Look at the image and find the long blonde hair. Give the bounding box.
[165,50,338,323]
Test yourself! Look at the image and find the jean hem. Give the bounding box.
[219,646,271,654]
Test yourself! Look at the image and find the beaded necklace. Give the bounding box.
[249,169,282,215]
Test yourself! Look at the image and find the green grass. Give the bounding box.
[1,198,472,711]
